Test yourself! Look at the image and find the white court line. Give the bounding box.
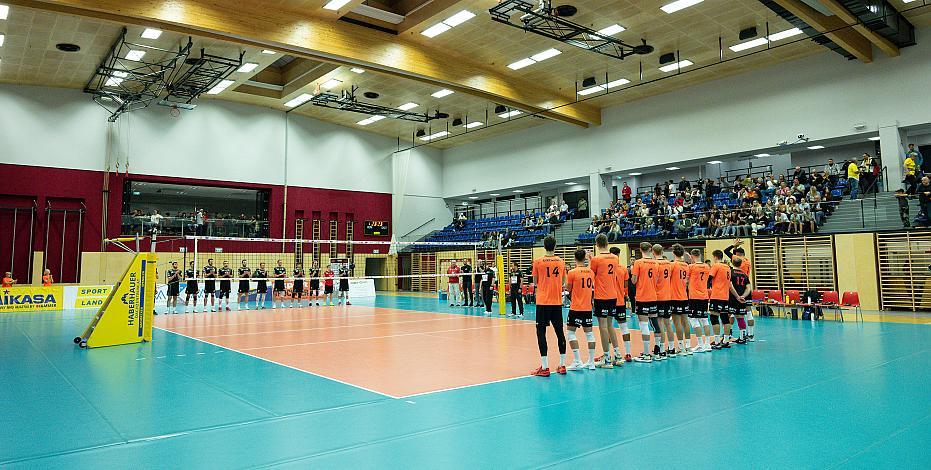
[400,375,534,399]
[157,327,400,399]
[161,308,432,330]
[197,316,463,339]
[237,322,524,351]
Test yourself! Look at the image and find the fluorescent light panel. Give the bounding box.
[206,79,235,95]
[419,131,450,141]
[807,145,825,150]
[421,23,451,37]
[432,88,454,98]
[769,27,803,41]
[464,121,483,129]
[319,78,342,90]
[729,37,768,52]
[141,28,162,39]
[666,166,681,170]
[284,93,313,107]
[629,172,643,176]
[498,110,522,118]
[125,49,145,61]
[490,193,501,196]
[509,48,561,70]
[421,10,475,37]
[350,67,365,74]
[261,49,276,54]
[323,0,352,10]
[357,115,386,126]
[507,58,536,70]
[754,153,771,157]
[513,190,524,193]
[596,24,625,36]
[0,33,4,47]
[397,102,419,111]
[708,160,723,164]
[0,4,8,20]
[868,136,881,141]
[237,62,259,73]
[661,0,704,14]
[659,60,693,72]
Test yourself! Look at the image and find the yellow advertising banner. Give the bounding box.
[78,253,157,348]
[74,285,111,309]
[0,286,63,313]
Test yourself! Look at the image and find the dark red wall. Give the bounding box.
[0,163,392,280]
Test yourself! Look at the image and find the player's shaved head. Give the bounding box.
[690,249,702,259]
[639,242,651,253]
[595,233,608,248]
[712,249,724,260]
[733,257,743,267]
[544,236,557,251]
[574,249,587,262]
[652,244,664,255]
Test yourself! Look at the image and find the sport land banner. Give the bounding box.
[0,286,64,313]
[79,253,157,348]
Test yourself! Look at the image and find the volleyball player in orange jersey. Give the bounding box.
[565,249,596,371]
[708,250,733,349]
[610,246,632,363]
[652,244,675,359]
[630,242,659,363]
[669,244,692,355]
[42,269,54,286]
[687,249,712,352]
[590,234,622,368]
[530,236,567,377]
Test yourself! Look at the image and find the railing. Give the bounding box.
[121,215,269,238]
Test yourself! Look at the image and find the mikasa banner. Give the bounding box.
[0,286,63,312]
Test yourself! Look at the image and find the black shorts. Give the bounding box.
[167,283,180,297]
[218,289,230,299]
[656,301,672,318]
[293,280,304,293]
[310,280,320,291]
[536,304,564,327]
[185,281,198,295]
[671,300,689,315]
[324,285,334,294]
[219,281,231,294]
[567,310,593,328]
[709,299,730,314]
[614,303,628,322]
[593,299,616,318]
[635,300,656,316]
[238,280,250,294]
[274,280,286,292]
[339,280,349,292]
[729,299,748,316]
[204,281,216,294]
[689,299,709,318]
[256,281,267,293]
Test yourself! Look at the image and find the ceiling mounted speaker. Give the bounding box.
[581,77,597,88]
[434,111,450,119]
[415,129,426,137]
[494,104,506,114]
[56,43,81,52]
[633,39,654,55]
[659,52,676,65]
[363,91,379,99]
[553,5,577,16]
[739,26,758,40]
[452,118,463,126]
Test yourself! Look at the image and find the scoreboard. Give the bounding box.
[364,220,390,236]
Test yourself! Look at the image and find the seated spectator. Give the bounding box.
[824,158,841,186]
[694,214,709,237]
[576,198,588,216]
[559,200,569,218]
[792,166,808,185]
[674,214,694,238]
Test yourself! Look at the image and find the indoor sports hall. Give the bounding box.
[2,0,931,468]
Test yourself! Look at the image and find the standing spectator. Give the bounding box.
[621,182,632,202]
[918,176,931,226]
[678,176,690,192]
[904,153,918,194]
[905,143,924,171]
[576,198,588,217]
[847,159,860,200]
[824,159,841,187]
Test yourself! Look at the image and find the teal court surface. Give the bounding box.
[3,294,931,469]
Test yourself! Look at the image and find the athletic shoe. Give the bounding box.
[710,342,721,350]
[624,354,633,363]
[450,304,455,307]
[612,357,625,367]
[556,366,567,375]
[346,302,352,306]
[225,307,231,312]
[586,361,596,370]
[594,355,606,363]
[517,314,524,319]
[667,349,677,358]
[316,302,321,306]
[633,353,653,363]
[597,359,614,369]
[721,341,731,348]
[656,352,667,361]
[734,337,747,345]
[566,360,585,371]
[653,345,662,356]
[531,367,550,377]
[748,335,755,342]
[684,347,694,356]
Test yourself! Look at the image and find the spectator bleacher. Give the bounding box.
[419,213,551,249]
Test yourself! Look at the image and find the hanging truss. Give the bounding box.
[162,49,245,106]
[300,86,446,122]
[488,0,654,61]
[84,28,193,122]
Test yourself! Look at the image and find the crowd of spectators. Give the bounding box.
[123,208,268,237]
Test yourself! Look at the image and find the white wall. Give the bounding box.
[443,28,931,198]
[790,142,876,170]
[392,146,451,240]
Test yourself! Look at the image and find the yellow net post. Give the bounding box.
[496,249,506,316]
[74,252,157,348]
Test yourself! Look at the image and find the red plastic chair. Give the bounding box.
[767,289,785,316]
[785,290,801,304]
[751,290,767,302]
[841,291,863,322]
[820,291,843,321]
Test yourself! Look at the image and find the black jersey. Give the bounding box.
[166,268,181,285]
[509,269,523,287]
[184,268,197,280]
[308,268,320,278]
[203,265,217,279]
[481,267,495,289]
[218,267,233,279]
[253,268,268,280]
[730,268,750,301]
[238,266,251,278]
[460,264,473,284]
[293,268,305,278]
[274,266,287,278]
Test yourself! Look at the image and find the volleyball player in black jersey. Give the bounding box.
[460,259,474,307]
[254,262,268,309]
[273,259,287,309]
[218,261,233,311]
[292,263,305,308]
[237,260,251,310]
[308,260,321,306]
[184,260,199,313]
[165,261,181,314]
[203,259,217,312]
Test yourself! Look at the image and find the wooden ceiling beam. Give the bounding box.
[395,0,466,35]
[818,0,900,57]
[772,0,873,63]
[7,0,598,127]
[282,62,341,100]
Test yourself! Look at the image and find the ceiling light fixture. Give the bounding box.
[596,24,626,36]
[422,9,476,37]
[661,0,704,14]
[125,49,145,61]
[432,88,454,98]
[464,121,484,129]
[754,153,771,157]
[357,115,387,126]
[807,145,825,150]
[261,49,276,55]
[397,102,419,111]
[237,62,259,73]
[490,193,501,196]
[419,130,450,141]
[868,136,881,141]
[498,110,522,118]
[0,4,8,20]
[508,48,561,70]
[565,182,578,185]
[659,59,693,72]
[0,33,4,47]
[284,93,313,107]
[513,189,524,193]
[666,166,681,170]
[141,28,162,39]
[708,160,723,164]
[350,67,365,73]
[319,78,342,90]
[578,78,630,96]
[768,27,804,41]
[323,0,352,10]
[468,196,479,200]
[206,79,235,95]
[629,172,643,176]
[729,37,768,52]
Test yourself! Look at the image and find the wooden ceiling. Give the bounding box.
[0,0,927,149]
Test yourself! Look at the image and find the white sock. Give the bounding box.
[748,325,755,336]
[541,356,548,369]
[572,349,581,361]
[624,341,631,354]
[588,348,596,362]
[559,353,566,366]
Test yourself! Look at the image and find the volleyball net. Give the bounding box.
[163,236,491,296]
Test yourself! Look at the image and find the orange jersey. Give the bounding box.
[688,263,710,300]
[630,258,658,302]
[670,261,689,301]
[709,262,732,300]
[567,266,594,312]
[590,253,619,300]
[532,255,566,306]
[42,275,52,286]
[1,277,13,288]
[614,264,630,306]
[654,259,671,301]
